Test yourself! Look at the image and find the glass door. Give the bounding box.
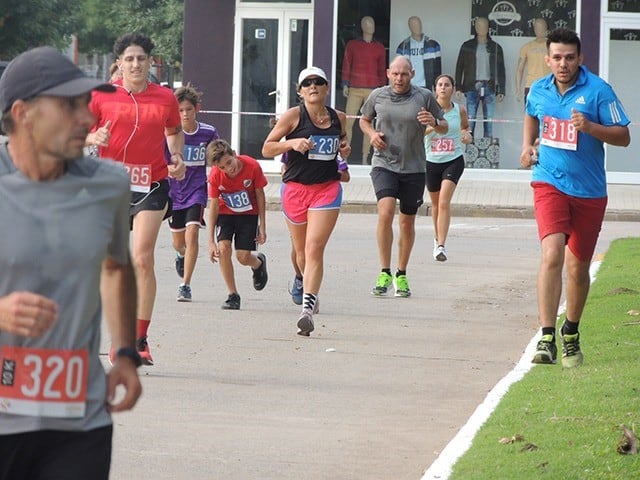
[600,17,640,182]
[232,7,313,161]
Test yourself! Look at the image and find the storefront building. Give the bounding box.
[183,0,639,181]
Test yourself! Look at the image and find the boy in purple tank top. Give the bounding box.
[167,84,219,301]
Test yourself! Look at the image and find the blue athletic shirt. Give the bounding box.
[525,65,629,198]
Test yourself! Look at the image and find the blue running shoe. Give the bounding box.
[289,276,303,305]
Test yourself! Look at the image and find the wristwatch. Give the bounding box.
[115,347,142,368]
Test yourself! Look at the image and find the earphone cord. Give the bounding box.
[115,84,139,164]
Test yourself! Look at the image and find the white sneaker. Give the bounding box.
[434,245,447,262]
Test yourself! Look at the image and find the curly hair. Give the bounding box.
[174,83,203,107]
[114,32,155,56]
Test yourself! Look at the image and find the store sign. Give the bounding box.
[472,0,577,37]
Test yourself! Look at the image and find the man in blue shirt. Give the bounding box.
[521,28,630,368]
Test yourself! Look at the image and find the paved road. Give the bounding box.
[103,211,635,480]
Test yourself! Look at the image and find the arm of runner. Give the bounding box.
[520,114,540,168]
[255,187,267,245]
[86,120,112,147]
[101,255,142,413]
[337,111,352,160]
[570,108,630,147]
[459,104,473,145]
[208,198,220,263]
[359,114,386,151]
[166,126,186,180]
[262,107,304,157]
[0,292,58,338]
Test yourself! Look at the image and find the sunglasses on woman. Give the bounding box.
[300,77,328,87]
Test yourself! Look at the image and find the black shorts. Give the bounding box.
[370,167,425,215]
[216,214,259,251]
[0,425,112,480]
[426,155,465,193]
[168,204,206,232]
[129,179,172,230]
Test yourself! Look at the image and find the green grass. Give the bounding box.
[450,237,640,479]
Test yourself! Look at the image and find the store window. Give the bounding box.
[608,0,640,12]
[336,0,391,165]
[336,0,581,171]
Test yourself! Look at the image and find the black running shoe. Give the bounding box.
[136,336,154,366]
[222,293,241,310]
[175,254,185,278]
[252,253,268,291]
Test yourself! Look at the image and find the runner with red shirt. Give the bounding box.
[206,140,268,310]
[87,33,186,365]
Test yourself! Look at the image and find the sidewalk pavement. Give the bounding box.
[264,171,640,222]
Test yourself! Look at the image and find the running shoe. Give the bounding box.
[289,276,303,305]
[252,253,268,291]
[434,245,447,262]
[137,336,154,366]
[177,284,192,302]
[297,309,314,336]
[531,334,557,364]
[393,274,411,298]
[222,293,241,310]
[561,332,583,368]
[175,253,185,278]
[371,271,393,296]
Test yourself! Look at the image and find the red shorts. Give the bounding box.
[532,182,607,261]
[281,180,342,225]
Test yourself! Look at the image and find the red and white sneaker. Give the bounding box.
[137,336,154,366]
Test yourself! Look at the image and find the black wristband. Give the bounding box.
[115,347,142,368]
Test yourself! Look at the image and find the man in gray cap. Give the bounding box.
[0,46,142,479]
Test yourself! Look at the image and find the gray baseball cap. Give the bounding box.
[0,46,115,113]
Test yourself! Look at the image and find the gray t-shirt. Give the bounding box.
[0,144,130,434]
[476,43,490,81]
[361,85,444,174]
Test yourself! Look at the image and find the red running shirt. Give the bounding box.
[90,81,180,183]
[208,155,268,215]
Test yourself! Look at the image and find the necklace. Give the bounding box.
[312,107,329,125]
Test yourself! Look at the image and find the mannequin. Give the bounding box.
[516,18,550,103]
[395,16,442,89]
[454,17,505,138]
[341,16,386,163]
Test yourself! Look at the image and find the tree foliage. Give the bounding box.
[0,0,81,58]
[76,0,184,66]
[0,0,184,66]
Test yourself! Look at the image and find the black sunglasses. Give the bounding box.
[300,77,328,87]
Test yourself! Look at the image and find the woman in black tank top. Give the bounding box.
[262,67,351,336]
